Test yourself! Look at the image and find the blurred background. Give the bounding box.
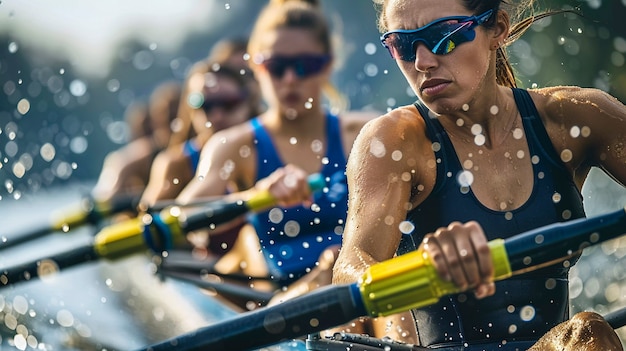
[0,0,625,349]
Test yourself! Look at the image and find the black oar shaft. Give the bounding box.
[0,193,140,251]
[161,270,275,305]
[0,222,56,250]
[138,207,626,351]
[505,207,626,272]
[139,284,366,351]
[605,306,626,330]
[0,244,98,285]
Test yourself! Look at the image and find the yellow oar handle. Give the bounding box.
[93,210,186,260]
[246,173,326,210]
[359,239,512,317]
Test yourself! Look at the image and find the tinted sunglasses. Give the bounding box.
[380,9,493,61]
[260,54,331,79]
[200,93,248,114]
[188,92,248,114]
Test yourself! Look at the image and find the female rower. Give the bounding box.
[333,0,626,349]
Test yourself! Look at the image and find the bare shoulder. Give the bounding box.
[203,121,255,155]
[152,143,189,172]
[528,86,625,124]
[358,104,425,140]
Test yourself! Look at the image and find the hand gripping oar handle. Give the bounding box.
[180,173,326,232]
[94,173,326,258]
[0,174,325,287]
[135,207,626,351]
[360,206,626,316]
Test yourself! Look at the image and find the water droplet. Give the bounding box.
[284,220,300,237]
[457,170,474,187]
[8,41,19,53]
[560,149,573,162]
[369,138,386,158]
[399,221,415,234]
[391,150,403,161]
[490,105,499,115]
[310,139,323,153]
[471,124,482,135]
[520,305,536,321]
[57,309,75,327]
[474,134,486,146]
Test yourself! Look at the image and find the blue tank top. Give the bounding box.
[401,88,585,349]
[248,113,348,286]
[183,139,201,174]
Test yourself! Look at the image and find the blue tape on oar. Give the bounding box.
[142,214,174,254]
[152,213,173,252]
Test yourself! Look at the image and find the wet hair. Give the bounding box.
[372,0,576,88]
[247,0,348,112]
[207,37,250,71]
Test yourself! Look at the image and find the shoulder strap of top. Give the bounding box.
[324,112,347,165]
[511,88,564,169]
[250,118,283,180]
[413,100,455,195]
[182,140,201,174]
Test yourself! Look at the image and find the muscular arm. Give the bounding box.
[533,87,626,188]
[140,147,194,207]
[333,107,428,284]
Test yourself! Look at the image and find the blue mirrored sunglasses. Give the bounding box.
[260,54,331,79]
[380,9,493,61]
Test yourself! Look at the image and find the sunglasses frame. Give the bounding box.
[380,9,494,61]
[200,92,249,114]
[259,54,332,79]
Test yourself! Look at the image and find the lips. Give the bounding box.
[420,78,451,96]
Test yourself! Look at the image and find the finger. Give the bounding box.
[466,221,494,283]
[422,234,450,282]
[436,223,472,290]
[451,228,482,289]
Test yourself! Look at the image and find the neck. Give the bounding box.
[442,86,518,148]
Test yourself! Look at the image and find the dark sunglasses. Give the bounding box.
[188,92,248,114]
[260,54,331,79]
[380,9,493,61]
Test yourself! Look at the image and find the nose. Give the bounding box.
[281,67,300,82]
[413,44,437,72]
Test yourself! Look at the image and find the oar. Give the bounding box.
[0,193,140,250]
[0,174,326,287]
[134,206,626,351]
[605,306,626,330]
[157,251,277,283]
[159,270,275,305]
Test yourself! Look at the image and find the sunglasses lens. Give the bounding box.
[382,19,478,60]
[201,94,246,113]
[263,55,330,78]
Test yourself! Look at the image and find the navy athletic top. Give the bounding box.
[247,113,348,286]
[183,139,201,173]
[400,88,585,350]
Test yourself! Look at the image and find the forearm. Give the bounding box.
[332,247,381,285]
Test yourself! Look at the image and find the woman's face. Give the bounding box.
[384,0,495,114]
[187,72,251,133]
[252,28,330,118]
